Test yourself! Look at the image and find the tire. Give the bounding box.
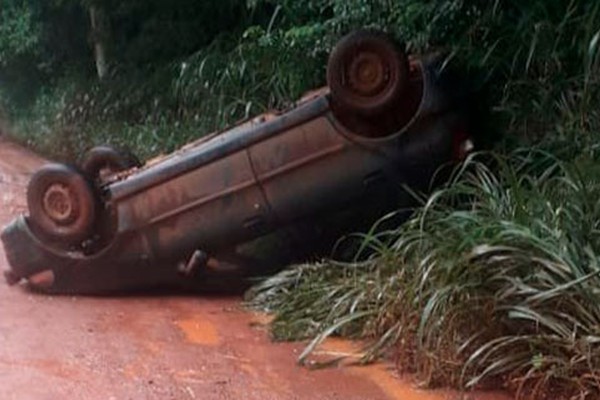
[81,145,140,181]
[27,164,97,243]
[327,30,409,116]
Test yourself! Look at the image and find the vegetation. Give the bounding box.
[1,0,600,398]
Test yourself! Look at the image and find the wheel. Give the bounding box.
[81,145,140,181]
[27,164,97,243]
[327,30,409,116]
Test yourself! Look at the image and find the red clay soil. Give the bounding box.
[0,138,513,400]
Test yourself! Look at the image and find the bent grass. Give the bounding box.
[247,151,600,398]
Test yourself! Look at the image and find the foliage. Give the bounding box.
[0,0,40,66]
[10,28,326,161]
[2,0,323,159]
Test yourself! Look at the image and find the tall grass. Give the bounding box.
[247,151,600,398]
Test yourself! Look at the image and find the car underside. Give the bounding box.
[2,30,474,294]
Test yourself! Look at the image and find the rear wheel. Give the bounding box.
[81,145,140,182]
[327,30,409,116]
[27,164,97,244]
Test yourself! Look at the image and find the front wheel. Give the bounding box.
[27,164,97,244]
[327,30,409,116]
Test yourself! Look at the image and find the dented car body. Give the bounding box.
[2,31,474,294]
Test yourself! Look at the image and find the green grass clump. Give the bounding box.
[247,151,600,398]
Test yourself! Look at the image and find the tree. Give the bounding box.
[87,2,109,80]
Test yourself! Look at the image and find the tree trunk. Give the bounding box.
[89,5,108,81]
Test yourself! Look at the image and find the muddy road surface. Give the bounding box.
[0,139,511,400]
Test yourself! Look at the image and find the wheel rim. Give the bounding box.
[346,52,388,97]
[27,163,98,244]
[327,30,408,116]
[42,183,80,225]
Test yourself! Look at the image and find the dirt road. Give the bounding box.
[0,139,511,400]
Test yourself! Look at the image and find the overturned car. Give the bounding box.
[2,30,474,294]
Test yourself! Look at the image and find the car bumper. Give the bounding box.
[2,215,182,294]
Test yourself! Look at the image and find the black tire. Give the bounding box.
[27,164,97,243]
[81,145,140,181]
[327,30,409,116]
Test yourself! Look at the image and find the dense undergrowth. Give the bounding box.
[8,32,325,161]
[3,0,600,398]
